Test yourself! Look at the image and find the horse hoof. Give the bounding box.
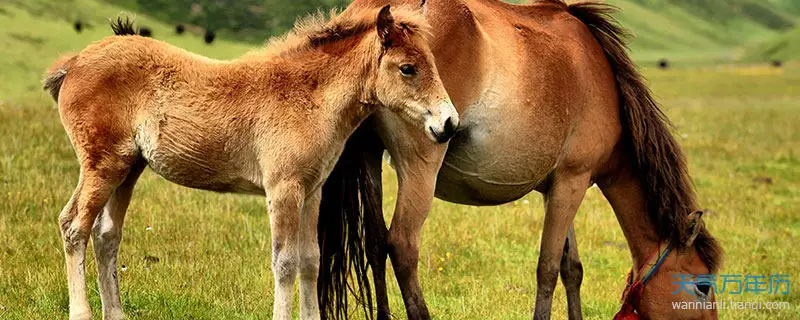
[70,310,92,320]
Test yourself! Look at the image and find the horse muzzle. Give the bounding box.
[425,102,459,143]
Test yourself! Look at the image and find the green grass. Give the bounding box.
[1,0,799,319]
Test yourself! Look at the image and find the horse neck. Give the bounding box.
[598,161,669,270]
[242,37,378,141]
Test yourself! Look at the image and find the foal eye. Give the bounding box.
[399,64,416,77]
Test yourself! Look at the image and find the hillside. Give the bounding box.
[745,25,800,61]
[0,0,798,103]
[0,0,253,101]
[606,0,799,63]
[103,0,800,64]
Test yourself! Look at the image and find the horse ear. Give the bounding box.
[376,5,395,47]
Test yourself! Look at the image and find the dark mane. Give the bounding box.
[566,2,723,272]
[110,16,138,36]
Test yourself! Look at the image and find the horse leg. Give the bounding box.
[559,226,583,320]
[60,160,134,320]
[91,159,146,320]
[533,174,591,320]
[267,180,305,320]
[299,189,321,320]
[386,153,447,320]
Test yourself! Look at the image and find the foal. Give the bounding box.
[44,6,457,320]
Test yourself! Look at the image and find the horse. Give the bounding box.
[317,1,723,319]
[43,6,458,320]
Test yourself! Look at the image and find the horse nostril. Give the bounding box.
[444,117,455,135]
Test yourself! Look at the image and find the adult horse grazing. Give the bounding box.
[43,7,458,320]
[318,0,723,319]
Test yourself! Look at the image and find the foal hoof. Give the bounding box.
[69,310,92,320]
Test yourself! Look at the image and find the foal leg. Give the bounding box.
[91,160,146,320]
[533,174,590,320]
[267,180,305,320]
[560,226,583,320]
[299,190,321,320]
[60,163,133,320]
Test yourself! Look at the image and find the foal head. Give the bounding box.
[368,5,458,143]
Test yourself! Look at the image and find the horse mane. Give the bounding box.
[257,6,430,57]
[566,2,723,272]
[110,16,138,36]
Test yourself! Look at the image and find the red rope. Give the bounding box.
[614,271,643,320]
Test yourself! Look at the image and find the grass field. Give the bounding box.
[1,1,799,319]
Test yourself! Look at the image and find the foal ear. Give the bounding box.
[377,5,396,47]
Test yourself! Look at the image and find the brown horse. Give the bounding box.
[43,6,458,320]
[317,1,723,319]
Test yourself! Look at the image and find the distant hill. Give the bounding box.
[0,0,253,101]
[104,0,352,43]
[605,0,799,63]
[101,0,799,64]
[0,0,797,101]
[745,25,800,62]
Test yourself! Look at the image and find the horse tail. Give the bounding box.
[43,16,137,102]
[43,54,77,102]
[318,125,381,320]
[566,2,722,271]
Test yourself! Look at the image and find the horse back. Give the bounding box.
[54,36,268,193]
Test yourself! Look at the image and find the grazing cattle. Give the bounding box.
[175,24,185,35]
[138,27,152,37]
[204,29,215,44]
[73,20,82,33]
[659,58,670,69]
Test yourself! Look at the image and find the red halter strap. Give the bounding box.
[613,211,704,320]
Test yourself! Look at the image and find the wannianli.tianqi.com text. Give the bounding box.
[672,300,791,311]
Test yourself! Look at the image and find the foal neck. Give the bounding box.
[243,32,378,130]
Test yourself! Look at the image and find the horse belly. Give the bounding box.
[134,114,263,195]
[434,99,569,205]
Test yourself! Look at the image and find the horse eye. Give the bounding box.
[693,284,711,302]
[399,64,416,77]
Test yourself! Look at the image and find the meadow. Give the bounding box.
[1,0,799,319]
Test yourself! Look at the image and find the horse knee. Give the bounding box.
[59,201,88,253]
[272,244,298,285]
[62,225,91,254]
[536,261,560,293]
[561,258,584,288]
[300,251,320,279]
[386,236,420,273]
